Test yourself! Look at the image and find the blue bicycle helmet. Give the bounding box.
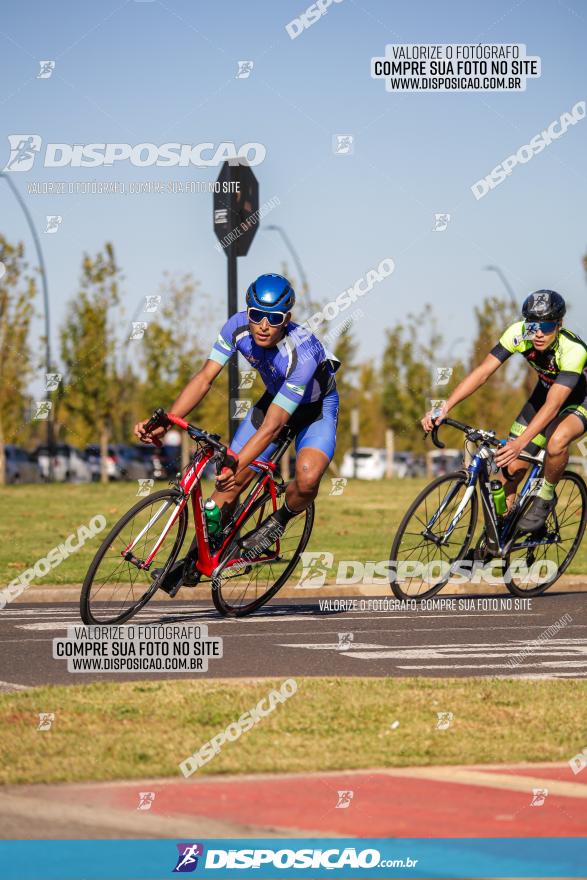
[246,274,295,313]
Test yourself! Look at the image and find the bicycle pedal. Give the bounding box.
[154,559,185,596]
[181,559,202,587]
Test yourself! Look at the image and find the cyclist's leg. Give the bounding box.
[239,390,338,550]
[503,386,548,508]
[212,394,278,519]
[517,398,587,532]
[284,390,339,512]
[543,406,587,487]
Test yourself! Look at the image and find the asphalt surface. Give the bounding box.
[1,591,586,687]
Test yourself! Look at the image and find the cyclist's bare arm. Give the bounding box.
[216,403,290,490]
[134,359,222,443]
[421,354,502,432]
[495,383,573,467]
[169,359,223,418]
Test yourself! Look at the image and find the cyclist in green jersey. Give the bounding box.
[421,290,587,532]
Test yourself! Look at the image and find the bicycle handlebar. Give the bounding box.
[430,417,501,450]
[142,407,239,475]
[429,418,545,469]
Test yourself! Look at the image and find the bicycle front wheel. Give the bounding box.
[505,470,587,597]
[389,471,478,600]
[80,489,187,625]
[212,493,314,617]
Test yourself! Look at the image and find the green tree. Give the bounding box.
[137,273,233,448]
[138,273,207,413]
[0,236,36,484]
[381,306,443,453]
[59,244,122,482]
[458,295,525,436]
[330,326,358,464]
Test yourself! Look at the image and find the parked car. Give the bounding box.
[36,444,92,482]
[85,445,118,481]
[133,444,181,481]
[340,448,386,480]
[427,448,463,477]
[85,444,152,481]
[4,445,40,484]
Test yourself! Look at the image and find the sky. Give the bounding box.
[1,0,586,386]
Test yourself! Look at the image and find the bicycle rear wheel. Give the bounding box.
[389,471,478,600]
[80,489,187,625]
[505,470,587,596]
[212,490,314,617]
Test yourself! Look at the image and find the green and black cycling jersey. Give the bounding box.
[491,322,587,451]
[491,321,587,393]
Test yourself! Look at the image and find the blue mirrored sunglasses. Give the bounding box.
[525,320,558,335]
[247,307,287,327]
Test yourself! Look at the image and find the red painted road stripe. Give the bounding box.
[51,772,587,837]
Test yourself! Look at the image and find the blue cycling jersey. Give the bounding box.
[209,310,340,415]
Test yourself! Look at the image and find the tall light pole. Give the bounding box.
[0,172,54,479]
[484,265,517,307]
[264,225,309,295]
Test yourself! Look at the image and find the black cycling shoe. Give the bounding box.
[239,512,284,557]
[151,558,186,596]
[517,495,556,533]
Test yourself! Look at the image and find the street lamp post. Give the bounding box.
[0,172,54,479]
[484,265,517,307]
[264,225,309,295]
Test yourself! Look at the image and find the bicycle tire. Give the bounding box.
[80,488,188,625]
[212,492,314,617]
[389,471,478,601]
[504,470,587,597]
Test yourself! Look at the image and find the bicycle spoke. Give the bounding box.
[506,474,586,595]
[215,501,309,613]
[390,474,476,599]
[82,491,186,624]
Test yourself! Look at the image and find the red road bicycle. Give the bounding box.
[80,408,314,623]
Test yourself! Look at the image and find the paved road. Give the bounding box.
[1,592,586,687]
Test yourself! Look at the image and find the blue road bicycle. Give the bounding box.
[389,418,587,600]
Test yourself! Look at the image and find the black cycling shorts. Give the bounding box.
[509,381,587,454]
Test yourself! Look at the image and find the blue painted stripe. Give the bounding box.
[0,838,585,878]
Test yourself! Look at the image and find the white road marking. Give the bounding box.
[278,642,389,651]
[0,680,30,692]
[278,635,587,677]
[342,645,587,660]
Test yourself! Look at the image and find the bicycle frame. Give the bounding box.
[121,432,292,579]
[426,442,554,557]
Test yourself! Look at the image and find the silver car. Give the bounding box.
[36,444,92,482]
[4,445,40,484]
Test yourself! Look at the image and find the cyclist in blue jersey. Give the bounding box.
[135,274,340,587]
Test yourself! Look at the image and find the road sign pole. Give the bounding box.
[351,408,359,479]
[214,160,260,444]
[227,239,238,441]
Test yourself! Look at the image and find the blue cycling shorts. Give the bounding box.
[230,389,339,465]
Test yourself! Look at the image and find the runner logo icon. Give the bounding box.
[4,135,42,171]
[173,843,204,872]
